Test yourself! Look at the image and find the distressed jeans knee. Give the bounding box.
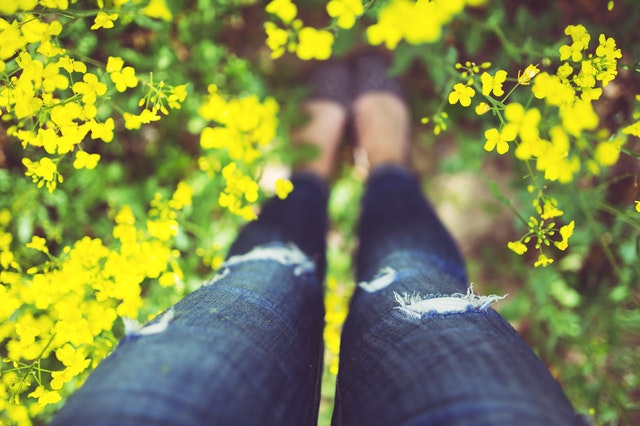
[50,242,325,426]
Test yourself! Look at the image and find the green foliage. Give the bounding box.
[1,0,639,425]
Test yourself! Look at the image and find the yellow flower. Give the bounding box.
[38,39,65,58]
[147,219,178,241]
[21,17,62,44]
[559,24,590,62]
[123,108,160,130]
[327,0,364,30]
[554,220,575,250]
[532,72,575,107]
[517,64,540,85]
[169,181,193,210]
[560,99,598,137]
[266,0,298,24]
[480,70,507,97]
[503,103,540,143]
[594,140,622,166]
[167,84,188,109]
[72,73,107,105]
[115,205,136,225]
[540,199,564,220]
[219,162,260,219]
[475,102,490,115]
[89,118,115,142]
[143,0,172,21]
[507,241,527,255]
[264,22,289,59]
[55,345,91,375]
[106,56,124,73]
[26,235,49,253]
[448,83,475,107]
[622,120,640,137]
[22,157,62,192]
[73,151,101,170]
[534,253,554,267]
[295,27,334,60]
[0,19,26,60]
[110,66,138,92]
[58,55,87,73]
[366,0,454,48]
[50,368,74,390]
[91,11,118,31]
[596,34,622,61]
[28,386,62,408]
[483,127,516,155]
[635,201,640,213]
[41,0,69,9]
[275,178,293,199]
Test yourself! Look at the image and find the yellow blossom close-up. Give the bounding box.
[480,70,507,97]
[91,11,118,31]
[483,127,516,154]
[327,0,363,30]
[295,27,334,61]
[266,0,298,24]
[448,83,475,107]
[275,178,294,200]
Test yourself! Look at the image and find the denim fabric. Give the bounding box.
[49,167,581,426]
[332,166,580,426]
[49,173,328,426]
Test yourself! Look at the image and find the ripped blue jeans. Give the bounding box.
[50,166,581,426]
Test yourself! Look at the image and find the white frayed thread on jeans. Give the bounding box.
[123,308,175,337]
[359,267,397,293]
[393,284,507,319]
[204,243,315,286]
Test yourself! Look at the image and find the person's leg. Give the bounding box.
[332,55,581,426]
[49,172,327,426]
[50,63,351,426]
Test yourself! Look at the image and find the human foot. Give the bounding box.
[351,52,410,169]
[293,100,348,178]
[293,61,351,179]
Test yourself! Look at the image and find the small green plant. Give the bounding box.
[1,0,639,424]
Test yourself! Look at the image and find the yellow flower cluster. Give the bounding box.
[218,163,259,221]
[198,84,282,220]
[327,0,364,30]
[420,111,450,135]
[0,182,190,425]
[264,0,337,60]
[507,214,575,268]
[445,25,625,266]
[323,276,349,375]
[264,0,488,60]
[368,0,486,49]
[0,1,183,193]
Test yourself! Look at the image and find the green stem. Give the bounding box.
[593,200,640,231]
[578,191,623,278]
[621,146,640,159]
[492,26,523,61]
[10,333,57,401]
[501,81,521,104]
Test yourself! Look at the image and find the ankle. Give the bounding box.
[292,100,349,178]
[353,92,410,168]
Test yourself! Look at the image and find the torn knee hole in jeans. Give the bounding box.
[394,285,507,319]
[123,308,175,339]
[204,243,315,286]
[359,267,397,293]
